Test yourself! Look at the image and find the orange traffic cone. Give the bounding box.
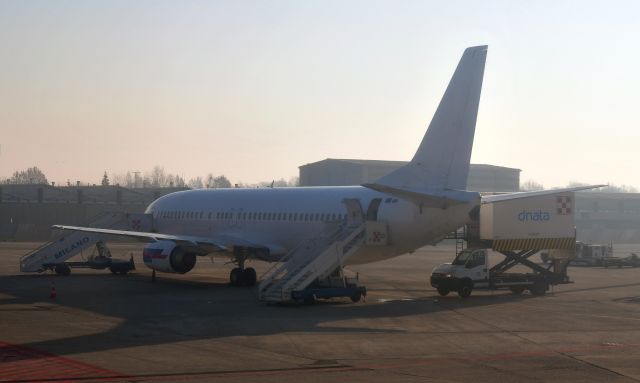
[50,283,57,299]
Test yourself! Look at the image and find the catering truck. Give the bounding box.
[432,192,577,298]
[430,248,570,298]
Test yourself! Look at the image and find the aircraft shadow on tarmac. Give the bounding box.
[0,272,593,358]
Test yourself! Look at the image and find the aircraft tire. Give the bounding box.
[230,268,242,286]
[243,268,257,286]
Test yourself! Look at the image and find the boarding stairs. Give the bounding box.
[20,212,131,272]
[258,197,385,303]
[257,221,367,302]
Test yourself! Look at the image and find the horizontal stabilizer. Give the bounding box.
[481,185,606,204]
[363,183,480,209]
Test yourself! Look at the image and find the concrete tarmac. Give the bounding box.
[1,242,640,382]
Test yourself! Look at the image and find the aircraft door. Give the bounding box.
[366,198,382,221]
[343,198,364,226]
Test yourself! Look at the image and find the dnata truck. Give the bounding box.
[430,248,571,298]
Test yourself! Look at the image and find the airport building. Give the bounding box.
[299,159,521,192]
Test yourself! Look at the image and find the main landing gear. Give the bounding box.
[229,247,257,287]
[229,267,257,286]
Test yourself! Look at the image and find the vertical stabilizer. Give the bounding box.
[374,45,487,191]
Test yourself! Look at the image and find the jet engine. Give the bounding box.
[142,240,197,274]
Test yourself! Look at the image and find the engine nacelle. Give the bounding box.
[142,240,197,274]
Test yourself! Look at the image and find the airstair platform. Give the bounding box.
[20,212,135,273]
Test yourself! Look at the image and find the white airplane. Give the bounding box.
[55,45,597,286]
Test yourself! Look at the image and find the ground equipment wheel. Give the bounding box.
[530,280,548,296]
[350,293,362,302]
[437,287,450,296]
[509,286,525,295]
[457,280,473,298]
[54,264,71,276]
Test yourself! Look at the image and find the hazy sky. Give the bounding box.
[1,1,638,188]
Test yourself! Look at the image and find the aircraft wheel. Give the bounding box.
[243,268,257,286]
[437,287,450,296]
[230,268,242,286]
[457,280,473,298]
[55,264,71,276]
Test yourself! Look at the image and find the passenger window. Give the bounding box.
[304,213,309,221]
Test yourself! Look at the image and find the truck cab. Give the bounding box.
[431,248,489,298]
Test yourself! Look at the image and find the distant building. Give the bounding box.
[299,159,521,192]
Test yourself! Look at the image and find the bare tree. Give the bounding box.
[207,175,231,188]
[148,166,167,187]
[520,180,544,192]
[9,166,48,184]
[188,176,204,189]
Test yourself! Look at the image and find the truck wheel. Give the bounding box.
[350,293,362,303]
[530,280,548,296]
[510,286,525,295]
[437,287,450,296]
[55,264,71,276]
[457,280,473,298]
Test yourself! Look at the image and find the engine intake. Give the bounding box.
[143,240,197,274]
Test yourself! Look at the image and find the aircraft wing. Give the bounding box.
[481,185,606,204]
[51,225,268,254]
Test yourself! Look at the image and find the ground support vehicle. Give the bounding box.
[431,248,572,298]
[603,254,640,268]
[43,256,135,276]
[290,277,366,304]
[41,241,135,275]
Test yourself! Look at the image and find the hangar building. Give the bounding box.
[299,159,521,192]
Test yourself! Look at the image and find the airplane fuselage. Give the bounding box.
[145,186,476,264]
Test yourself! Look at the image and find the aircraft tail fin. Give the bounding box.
[374,45,487,191]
